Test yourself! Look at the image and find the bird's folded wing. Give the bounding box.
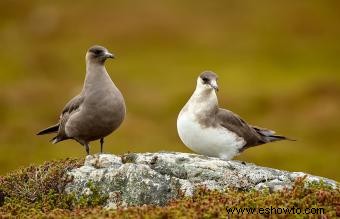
[61,94,84,115]
[52,94,85,141]
[216,108,264,146]
[251,125,276,135]
[217,109,251,132]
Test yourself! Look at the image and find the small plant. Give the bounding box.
[0,158,82,214]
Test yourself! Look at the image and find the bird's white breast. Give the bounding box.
[177,111,246,160]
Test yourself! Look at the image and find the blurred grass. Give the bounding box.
[0,0,339,181]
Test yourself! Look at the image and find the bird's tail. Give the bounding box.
[252,126,296,143]
[264,134,290,142]
[36,124,59,135]
[49,136,62,144]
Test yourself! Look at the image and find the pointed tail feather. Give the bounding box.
[50,136,61,144]
[253,126,296,142]
[265,135,296,142]
[36,124,59,135]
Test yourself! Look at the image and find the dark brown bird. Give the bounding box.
[37,45,126,155]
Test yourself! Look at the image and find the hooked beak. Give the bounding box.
[105,52,114,59]
[210,80,219,92]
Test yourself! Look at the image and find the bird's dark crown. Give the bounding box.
[200,71,218,83]
[88,45,107,56]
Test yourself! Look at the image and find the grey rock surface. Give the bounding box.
[65,152,338,209]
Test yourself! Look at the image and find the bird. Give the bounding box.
[37,45,126,155]
[177,71,292,160]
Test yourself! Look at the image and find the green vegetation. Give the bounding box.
[0,159,82,214]
[0,1,339,182]
[0,159,339,218]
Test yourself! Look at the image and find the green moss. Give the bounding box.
[121,152,137,164]
[0,160,339,218]
[76,181,109,208]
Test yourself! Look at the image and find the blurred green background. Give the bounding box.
[0,0,339,181]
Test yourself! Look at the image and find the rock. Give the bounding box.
[65,152,338,209]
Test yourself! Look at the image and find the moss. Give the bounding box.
[0,159,339,218]
[76,181,109,208]
[121,152,137,164]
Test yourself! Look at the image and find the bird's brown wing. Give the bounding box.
[51,94,85,143]
[62,94,84,115]
[37,94,85,142]
[216,108,266,149]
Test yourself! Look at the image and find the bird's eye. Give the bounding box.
[94,49,102,55]
[202,77,209,83]
[90,48,102,55]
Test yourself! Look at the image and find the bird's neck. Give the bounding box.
[186,87,219,116]
[83,62,111,92]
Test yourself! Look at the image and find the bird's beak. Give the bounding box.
[105,52,114,59]
[210,80,219,92]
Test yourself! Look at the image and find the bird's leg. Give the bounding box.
[100,138,104,153]
[84,143,90,155]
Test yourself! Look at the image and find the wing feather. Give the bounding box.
[62,94,84,115]
[216,109,265,148]
[53,94,84,143]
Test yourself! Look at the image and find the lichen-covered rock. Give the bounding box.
[65,152,338,209]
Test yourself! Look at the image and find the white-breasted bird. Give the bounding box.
[37,45,126,155]
[177,71,292,160]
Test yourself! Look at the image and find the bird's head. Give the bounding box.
[86,45,114,64]
[197,71,219,92]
